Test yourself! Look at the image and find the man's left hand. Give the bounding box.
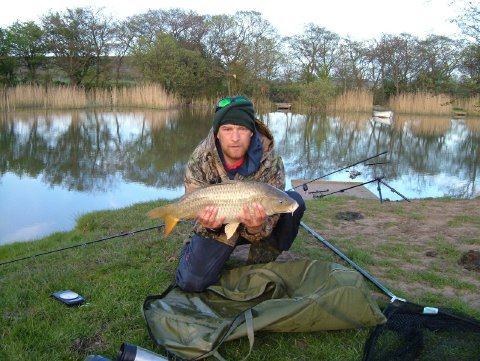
[238,203,267,234]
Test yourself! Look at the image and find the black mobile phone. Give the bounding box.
[51,290,85,306]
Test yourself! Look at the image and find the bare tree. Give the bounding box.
[334,38,369,91]
[202,11,282,94]
[373,33,420,95]
[287,24,340,82]
[452,0,480,43]
[414,35,462,93]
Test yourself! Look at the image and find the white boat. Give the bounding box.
[372,110,393,118]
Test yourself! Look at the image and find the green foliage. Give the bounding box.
[299,78,336,110]
[7,21,48,82]
[132,33,222,98]
[0,27,18,85]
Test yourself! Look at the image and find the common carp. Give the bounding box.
[147,181,299,240]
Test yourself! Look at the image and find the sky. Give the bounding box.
[0,0,464,40]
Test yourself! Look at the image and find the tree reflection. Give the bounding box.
[0,109,478,198]
[0,109,212,192]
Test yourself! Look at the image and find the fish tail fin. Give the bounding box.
[147,204,179,236]
[147,204,171,219]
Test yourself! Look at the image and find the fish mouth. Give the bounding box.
[290,202,299,214]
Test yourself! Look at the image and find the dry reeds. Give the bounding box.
[110,84,179,109]
[292,89,373,113]
[389,92,480,116]
[459,95,480,115]
[0,84,89,110]
[389,92,454,115]
[189,95,274,114]
[0,84,180,111]
[329,89,374,113]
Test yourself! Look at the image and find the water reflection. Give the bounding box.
[0,109,478,245]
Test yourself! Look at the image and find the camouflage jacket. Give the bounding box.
[184,120,286,246]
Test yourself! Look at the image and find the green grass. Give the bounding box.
[1,197,479,360]
[447,215,480,227]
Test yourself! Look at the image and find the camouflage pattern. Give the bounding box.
[184,120,286,246]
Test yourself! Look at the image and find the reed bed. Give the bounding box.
[460,95,480,115]
[0,84,89,110]
[0,84,180,111]
[292,89,373,113]
[329,89,374,113]
[2,85,478,116]
[389,92,459,115]
[189,97,215,109]
[110,84,179,109]
[190,95,274,114]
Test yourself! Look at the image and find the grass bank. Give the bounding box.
[1,196,479,360]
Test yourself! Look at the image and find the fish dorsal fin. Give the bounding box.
[225,222,240,240]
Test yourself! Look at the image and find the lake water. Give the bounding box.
[1,108,479,245]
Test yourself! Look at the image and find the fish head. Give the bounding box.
[262,189,299,215]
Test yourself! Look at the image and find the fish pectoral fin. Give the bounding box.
[225,222,240,240]
[164,215,180,236]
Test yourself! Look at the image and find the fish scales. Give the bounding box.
[177,182,262,221]
[147,181,299,240]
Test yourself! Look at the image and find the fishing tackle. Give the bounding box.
[1,152,395,266]
[310,176,410,202]
[0,224,166,267]
[310,178,384,198]
[300,221,400,301]
[290,150,388,192]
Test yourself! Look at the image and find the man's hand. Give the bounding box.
[198,206,225,230]
[238,203,267,234]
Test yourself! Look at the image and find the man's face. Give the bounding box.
[216,124,253,165]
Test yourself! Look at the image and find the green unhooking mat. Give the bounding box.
[143,259,386,360]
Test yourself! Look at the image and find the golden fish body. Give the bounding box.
[147,181,299,239]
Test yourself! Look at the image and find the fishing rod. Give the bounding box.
[0,224,166,267]
[2,152,391,266]
[305,175,411,203]
[309,177,385,198]
[300,221,402,301]
[290,150,388,192]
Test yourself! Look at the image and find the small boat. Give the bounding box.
[372,110,393,118]
[452,110,467,118]
[276,103,292,111]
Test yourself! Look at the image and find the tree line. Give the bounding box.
[0,3,478,104]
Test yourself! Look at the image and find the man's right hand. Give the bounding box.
[198,206,225,230]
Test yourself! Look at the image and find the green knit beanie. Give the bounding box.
[213,96,256,134]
